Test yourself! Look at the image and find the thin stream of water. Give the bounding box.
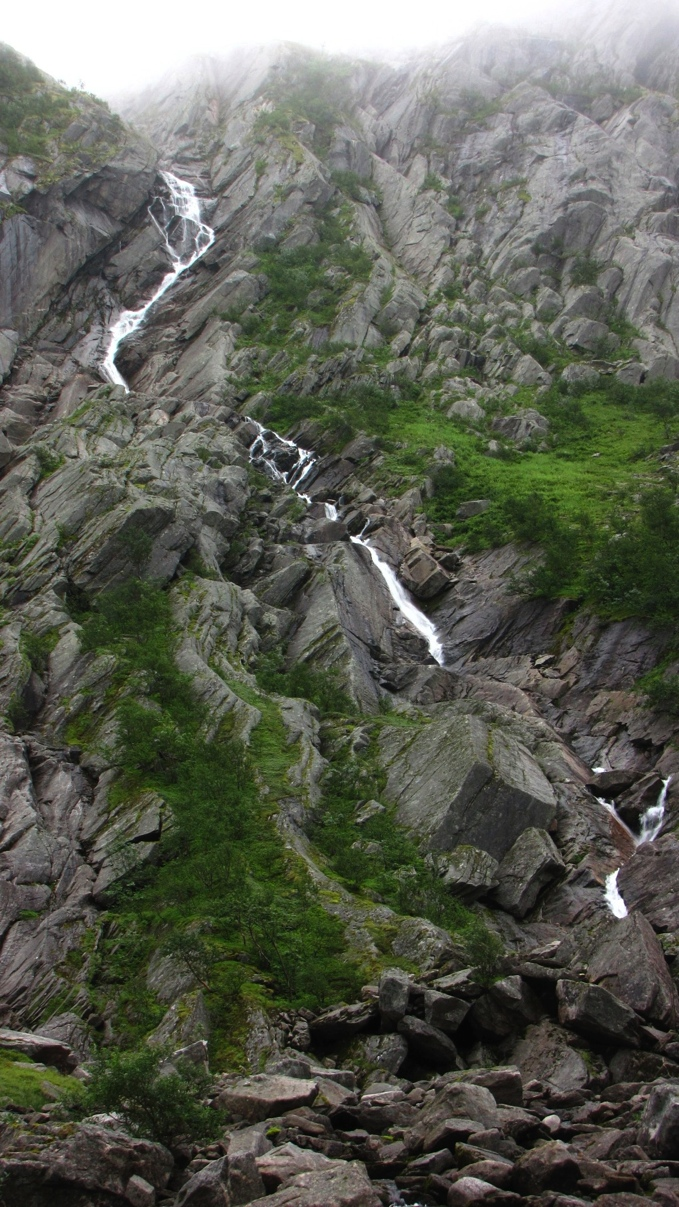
[601,776,672,916]
[248,423,446,665]
[102,171,214,389]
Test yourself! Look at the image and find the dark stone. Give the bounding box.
[556,980,640,1047]
[397,1015,461,1068]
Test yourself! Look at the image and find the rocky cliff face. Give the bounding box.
[2,10,679,1205]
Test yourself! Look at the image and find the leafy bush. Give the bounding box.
[569,254,604,286]
[77,580,360,1035]
[0,44,76,158]
[77,1048,219,1147]
[256,651,356,716]
[640,669,679,716]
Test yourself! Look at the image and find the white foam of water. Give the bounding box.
[102,171,214,390]
[600,775,672,916]
[638,775,672,844]
[604,869,628,918]
[246,422,447,665]
[351,532,446,666]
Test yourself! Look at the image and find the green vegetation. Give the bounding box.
[569,254,604,286]
[34,445,64,480]
[254,51,352,155]
[0,43,122,178]
[256,650,356,716]
[311,734,503,980]
[0,1048,77,1111]
[75,1047,219,1146]
[71,580,361,1058]
[0,44,76,158]
[640,668,679,716]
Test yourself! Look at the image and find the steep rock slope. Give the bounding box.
[1,15,679,1205]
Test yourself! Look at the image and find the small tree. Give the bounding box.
[78,1048,220,1148]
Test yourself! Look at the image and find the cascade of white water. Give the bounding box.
[102,171,214,390]
[350,531,446,666]
[638,775,672,844]
[247,422,447,665]
[604,869,628,918]
[600,775,672,916]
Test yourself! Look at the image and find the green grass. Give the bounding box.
[0,1049,79,1111]
[70,581,362,1058]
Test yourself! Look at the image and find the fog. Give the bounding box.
[6,0,570,98]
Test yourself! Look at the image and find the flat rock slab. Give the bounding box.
[310,999,379,1041]
[245,1160,382,1207]
[216,1074,319,1121]
[0,1027,77,1072]
[379,706,556,861]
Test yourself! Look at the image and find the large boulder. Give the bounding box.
[379,706,556,861]
[405,1082,500,1154]
[399,545,451,599]
[470,976,543,1040]
[214,1074,319,1121]
[556,980,640,1046]
[0,1027,77,1072]
[0,1123,173,1204]
[378,968,411,1026]
[438,845,499,903]
[492,828,564,918]
[639,1082,679,1158]
[245,1161,381,1207]
[309,1000,378,1042]
[175,1157,230,1206]
[513,1020,600,1092]
[424,990,471,1034]
[511,1140,581,1195]
[491,408,550,445]
[397,1016,461,1068]
[587,912,679,1029]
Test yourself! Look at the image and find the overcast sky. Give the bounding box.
[5,0,562,98]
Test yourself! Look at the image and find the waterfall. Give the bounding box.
[99,169,447,669]
[247,422,446,665]
[102,171,214,390]
[600,775,672,916]
[604,869,628,919]
[638,775,671,844]
[350,532,445,665]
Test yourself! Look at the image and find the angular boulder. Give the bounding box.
[309,1000,378,1042]
[639,1082,679,1158]
[0,1027,77,1073]
[470,976,543,1039]
[0,1123,173,1203]
[406,1082,500,1153]
[587,912,679,1029]
[556,980,640,1046]
[379,707,556,861]
[399,545,450,599]
[511,1140,581,1195]
[424,989,471,1034]
[492,828,564,918]
[257,1144,338,1191]
[513,1020,597,1092]
[438,845,500,903]
[491,408,550,445]
[215,1074,319,1121]
[245,1161,381,1207]
[397,1015,460,1068]
[378,967,411,1026]
[175,1157,230,1206]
